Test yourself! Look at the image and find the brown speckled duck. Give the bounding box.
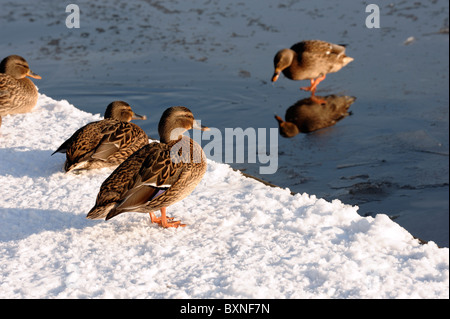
[52,101,149,172]
[271,40,353,104]
[275,95,356,138]
[86,106,209,228]
[0,55,41,127]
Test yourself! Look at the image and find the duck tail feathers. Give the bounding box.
[86,203,116,220]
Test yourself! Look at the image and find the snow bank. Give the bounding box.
[0,94,448,298]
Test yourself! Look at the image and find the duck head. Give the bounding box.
[272,49,295,82]
[0,55,41,80]
[159,106,209,143]
[275,115,300,138]
[104,101,147,122]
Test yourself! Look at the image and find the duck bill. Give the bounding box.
[193,120,209,131]
[27,70,42,79]
[132,112,147,120]
[274,115,284,124]
[271,71,280,82]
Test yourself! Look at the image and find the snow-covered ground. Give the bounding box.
[0,94,448,298]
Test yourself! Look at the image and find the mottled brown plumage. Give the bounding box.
[52,101,148,172]
[275,95,356,137]
[86,106,208,228]
[271,40,353,103]
[0,55,41,126]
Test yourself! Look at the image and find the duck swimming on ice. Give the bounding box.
[86,106,209,228]
[52,101,148,172]
[271,40,353,104]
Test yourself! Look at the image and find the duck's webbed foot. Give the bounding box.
[149,207,186,228]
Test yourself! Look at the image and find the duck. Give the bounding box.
[275,95,356,138]
[86,106,209,228]
[0,55,41,127]
[271,40,353,104]
[52,101,149,172]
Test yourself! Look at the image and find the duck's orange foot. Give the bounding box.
[300,75,327,94]
[162,220,186,228]
[149,212,173,223]
[149,209,186,228]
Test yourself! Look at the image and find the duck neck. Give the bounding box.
[159,127,188,144]
[276,49,296,72]
[18,77,36,90]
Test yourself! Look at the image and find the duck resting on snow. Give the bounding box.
[52,101,148,172]
[0,55,41,127]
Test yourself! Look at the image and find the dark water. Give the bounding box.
[1,0,448,246]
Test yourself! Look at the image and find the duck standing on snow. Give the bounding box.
[275,95,356,138]
[52,101,149,172]
[86,106,209,228]
[0,55,41,127]
[271,40,353,104]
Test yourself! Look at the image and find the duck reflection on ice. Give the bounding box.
[274,95,356,138]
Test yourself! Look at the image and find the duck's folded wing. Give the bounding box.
[89,122,130,161]
[105,143,186,219]
[329,43,347,56]
[58,121,103,161]
[293,40,346,59]
[90,121,146,161]
[0,75,13,111]
[86,144,152,220]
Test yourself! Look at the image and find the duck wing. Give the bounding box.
[89,121,134,161]
[0,74,14,113]
[291,40,346,57]
[292,40,351,76]
[60,120,145,170]
[86,141,188,220]
[90,121,148,162]
[105,141,187,219]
